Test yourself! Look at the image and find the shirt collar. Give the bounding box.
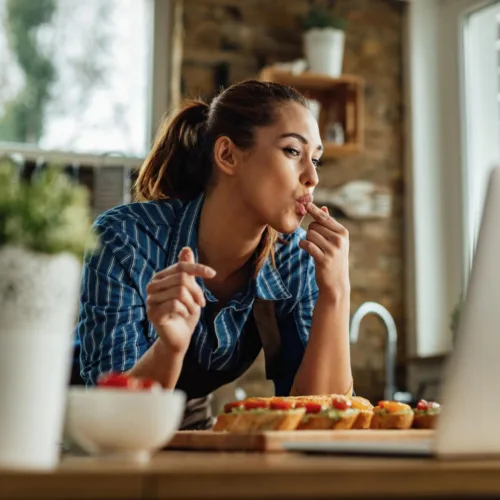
[166,193,219,302]
[254,255,292,301]
[166,193,291,304]
[166,193,204,268]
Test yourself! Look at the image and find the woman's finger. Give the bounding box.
[147,273,206,306]
[306,202,348,235]
[170,299,190,319]
[147,285,199,315]
[148,278,206,307]
[152,261,216,282]
[306,229,333,256]
[179,246,195,263]
[308,221,344,246]
[298,238,325,262]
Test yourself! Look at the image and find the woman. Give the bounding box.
[76,80,352,429]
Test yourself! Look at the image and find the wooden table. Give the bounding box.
[3,451,500,499]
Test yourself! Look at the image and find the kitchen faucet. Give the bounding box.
[350,301,397,401]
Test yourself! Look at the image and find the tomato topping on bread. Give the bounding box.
[294,401,324,414]
[270,398,295,410]
[412,400,440,429]
[224,401,245,413]
[243,400,269,410]
[416,399,440,412]
[332,396,352,411]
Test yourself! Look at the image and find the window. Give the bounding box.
[463,1,500,265]
[0,0,163,158]
[404,0,500,359]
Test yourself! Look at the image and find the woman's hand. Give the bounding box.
[298,202,350,300]
[146,247,216,355]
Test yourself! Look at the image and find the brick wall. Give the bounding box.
[181,0,406,402]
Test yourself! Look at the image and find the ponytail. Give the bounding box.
[254,227,280,277]
[134,100,211,201]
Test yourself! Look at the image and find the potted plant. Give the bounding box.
[0,158,96,470]
[303,0,347,77]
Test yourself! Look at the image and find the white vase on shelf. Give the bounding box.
[0,246,81,470]
[303,27,345,77]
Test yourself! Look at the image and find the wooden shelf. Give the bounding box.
[323,143,361,157]
[259,67,365,159]
[259,68,363,89]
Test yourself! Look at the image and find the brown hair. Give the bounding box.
[134,80,308,272]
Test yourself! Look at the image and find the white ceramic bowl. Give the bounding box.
[65,387,185,462]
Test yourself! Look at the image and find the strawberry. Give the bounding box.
[97,372,160,391]
[97,372,134,389]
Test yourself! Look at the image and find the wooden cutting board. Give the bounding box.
[166,429,434,453]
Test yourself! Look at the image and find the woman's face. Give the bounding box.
[235,102,322,234]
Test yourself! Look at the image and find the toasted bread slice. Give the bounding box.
[241,412,283,432]
[371,401,414,429]
[349,396,374,429]
[229,411,260,432]
[412,412,438,429]
[351,411,374,429]
[212,412,240,431]
[297,416,337,430]
[230,408,306,433]
[274,409,306,430]
[412,400,440,429]
[371,411,413,429]
[297,408,359,430]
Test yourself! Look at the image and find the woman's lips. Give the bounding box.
[295,195,312,217]
[296,201,307,216]
[296,195,313,205]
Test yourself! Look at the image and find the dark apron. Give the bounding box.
[176,299,281,430]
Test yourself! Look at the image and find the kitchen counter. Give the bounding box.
[2,451,500,499]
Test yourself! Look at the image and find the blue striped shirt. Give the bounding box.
[75,194,319,396]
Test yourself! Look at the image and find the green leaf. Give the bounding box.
[0,158,98,259]
[303,5,346,31]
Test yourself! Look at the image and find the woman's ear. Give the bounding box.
[213,136,241,176]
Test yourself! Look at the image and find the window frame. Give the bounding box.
[0,0,175,167]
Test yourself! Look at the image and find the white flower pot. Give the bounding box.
[303,28,345,77]
[0,246,81,470]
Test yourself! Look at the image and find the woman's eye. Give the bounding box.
[312,158,321,168]
[283,147,300,157]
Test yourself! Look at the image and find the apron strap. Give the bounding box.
[252,298,282,380]
[179,395,215,430]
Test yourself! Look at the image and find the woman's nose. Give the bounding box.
[300,162,319,188]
